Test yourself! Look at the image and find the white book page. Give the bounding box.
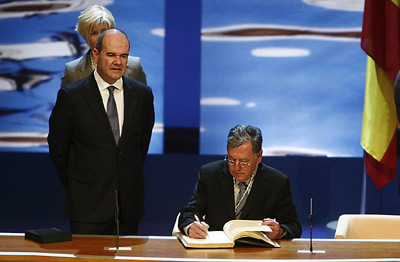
[181,231,232,244]
[223,220,272,238]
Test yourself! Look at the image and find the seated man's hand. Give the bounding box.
[262,218,285,239]
[188,221,209,239]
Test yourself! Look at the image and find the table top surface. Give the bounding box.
[1,233,400,261]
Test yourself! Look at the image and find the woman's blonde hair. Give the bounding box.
[75,5,115,45]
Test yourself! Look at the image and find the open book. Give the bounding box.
[177,219,280,248]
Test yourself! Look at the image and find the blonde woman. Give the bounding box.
[61,5,146,87]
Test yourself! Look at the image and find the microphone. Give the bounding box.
[103,190,131,251]
[115,189,120,250]
[297,197,325,254]
[309,197,313,253]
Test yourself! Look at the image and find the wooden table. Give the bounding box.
[1,233,400,261]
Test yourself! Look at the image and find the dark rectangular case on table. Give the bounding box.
[25,228,72,244]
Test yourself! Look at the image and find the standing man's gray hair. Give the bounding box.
[227,125,263,154]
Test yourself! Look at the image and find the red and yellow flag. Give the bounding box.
[361,0,400,189]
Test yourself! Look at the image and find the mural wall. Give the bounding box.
[0,0,164,153]
[0,0,365,157]
[200,0,365,157]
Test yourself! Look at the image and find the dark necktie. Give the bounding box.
[107,86,119,144]
[235,182,248,219]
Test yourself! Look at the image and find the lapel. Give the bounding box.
[240,163,268,218]
[77,51,94,80]
[83,73,116,145]
[118,77,138,146]
[218,163,235,219]
[125,57,133,77]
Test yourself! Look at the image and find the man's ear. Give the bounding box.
[92,48,99,63]
[256,150,263,164]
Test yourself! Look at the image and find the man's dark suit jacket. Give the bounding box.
[178,160,302,239]
[48,73,154,225]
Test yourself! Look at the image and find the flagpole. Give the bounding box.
[360,152,367,214]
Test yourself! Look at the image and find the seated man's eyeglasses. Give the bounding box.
[224,156,251,167]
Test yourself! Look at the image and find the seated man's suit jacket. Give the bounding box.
[178,160,302,239]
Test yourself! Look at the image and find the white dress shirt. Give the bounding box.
[94,70,124,136]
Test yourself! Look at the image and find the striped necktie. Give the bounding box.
[235,182,248,219]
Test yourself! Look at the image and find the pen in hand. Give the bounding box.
[194,214,209,238]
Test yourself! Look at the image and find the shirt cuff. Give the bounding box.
[280,227,287,239]
[183,223,193,235]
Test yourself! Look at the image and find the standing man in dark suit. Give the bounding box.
[48,28,154,235]
[178,125,301,239]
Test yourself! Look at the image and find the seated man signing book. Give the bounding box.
[178,125,302,240]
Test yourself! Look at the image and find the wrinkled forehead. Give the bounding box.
[102,33,130,53]
[227,142,255,159]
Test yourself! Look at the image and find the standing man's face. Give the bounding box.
[93,30,129,85]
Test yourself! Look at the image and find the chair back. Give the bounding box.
[172,213,180,236]
[335,214,400,239]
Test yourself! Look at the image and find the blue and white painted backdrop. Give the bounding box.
[200,0,365,157]
[0,0,365,157]
[0,0,164,153]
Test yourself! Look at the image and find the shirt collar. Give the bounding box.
[94,69,123,91]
